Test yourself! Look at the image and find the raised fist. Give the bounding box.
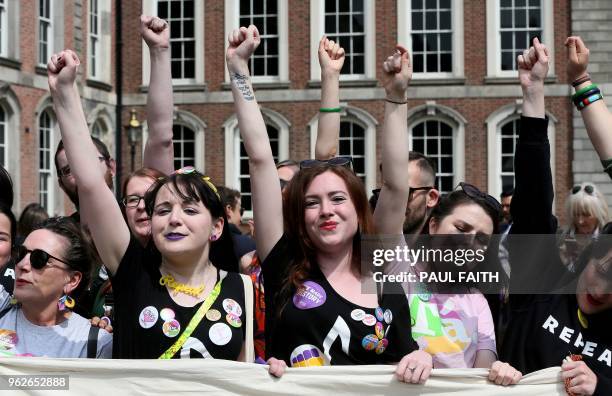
[318,36,345,77]
[226,25,261,71]
[381,45,412,102]
[47,49,80,93]
[140,15,169,49]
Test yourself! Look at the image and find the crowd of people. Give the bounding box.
[0,15,610,395]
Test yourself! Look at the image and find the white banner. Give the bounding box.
[0,358,567,395]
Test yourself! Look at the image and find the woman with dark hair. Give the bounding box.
[0,166,16,294]
[501,38,612,395]
[120,167,166,247]
[228,25,431,382]
[17,203,49,244]
[0,216,112,357]
[47,49,261,363]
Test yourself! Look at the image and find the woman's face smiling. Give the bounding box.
[576,251,612,315]
[303,171,359,254]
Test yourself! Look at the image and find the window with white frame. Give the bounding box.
[487,0,552,77]
[0,106,5,168]
[172,124,195,169]
[92,119,103,139]
[499,118,519,193]
[0,0,6,57]
[158,0,196,80]
[237,124,279,211]
[239,0,279,77]
[410,120,455,194]
[38,0,52,66]
[89,0,100,78]
[338,120,366,183]
[411,0,452,73]
[500,0,542,71]
[324,0,365,75]
[38,110,54,214]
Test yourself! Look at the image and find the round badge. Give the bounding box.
[162,319,181,338]
[226,313,242,328]
[0,329,18,350]
[289,344,326,367]
[350,308,366,321]
[292,281,327,310]
[206,309,222,322]
[138,306,159,329]
[375,322,385,339]
[159,308,175,321]
[222,298,243,316]
[209,323,233,346]
[375,307,384,322]
[418,292,431,302]
[361,334,378,351]
[375,338,389,355]
[362,314,376,327]
[384,309,393,324]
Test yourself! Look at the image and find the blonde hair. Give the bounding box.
[566,182,609,233]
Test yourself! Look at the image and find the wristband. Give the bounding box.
[572,88,600,105]
[576,93,603,110]
[572,84,598,101]
[572,74,591,87]
[319,107,342,113]
[385,98,408,105]
[100,316,112,327]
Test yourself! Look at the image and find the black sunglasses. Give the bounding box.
[457,182,501,212]
[572,184,595,195]
[372,186,433,200]
[12,245,70,270]
[299,156,353,170]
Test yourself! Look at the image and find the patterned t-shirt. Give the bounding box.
[111,238,248,359]
[409,290,497,368]
[262,235,418,366]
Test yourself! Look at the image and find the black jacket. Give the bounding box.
[501,116,612,395]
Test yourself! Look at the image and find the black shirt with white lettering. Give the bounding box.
[0,260,14,295]
[262,234,418,366]
[501,116,612,395]
[110,238,246,359]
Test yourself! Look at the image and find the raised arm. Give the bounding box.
[314,36,344,160]
[372,46,411,234]
[226,26,283,261]
[141,15,174,175]
[48,50,129,275]
[566,36,612,162]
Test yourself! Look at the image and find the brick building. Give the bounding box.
[0,0,599,227]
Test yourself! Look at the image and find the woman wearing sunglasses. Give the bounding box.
[228,25,432,382]
[0,217,112,357]
[559,182,609,272]
[500,39,612,395]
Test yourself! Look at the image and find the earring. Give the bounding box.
[209,234,218,242]
[58,294,75,311]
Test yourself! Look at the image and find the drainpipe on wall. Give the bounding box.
[114,0,123,200]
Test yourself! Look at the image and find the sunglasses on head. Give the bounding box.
[456,182,501,212]
[12,245,70,270]
[572,184,595,195]
[299,156,353,170]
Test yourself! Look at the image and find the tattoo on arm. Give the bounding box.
[231,73,254,101]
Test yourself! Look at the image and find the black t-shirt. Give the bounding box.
[262,235,418,366]
[110,238,247,359]
[0,260,14,295]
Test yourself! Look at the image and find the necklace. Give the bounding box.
[159,274,206,298]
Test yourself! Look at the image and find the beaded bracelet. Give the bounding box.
[319,107,342,113]
[576,93,603,110]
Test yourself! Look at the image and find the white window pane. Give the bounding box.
[240,0,280,77]
[160,0,196,80]
[498,1,542,71]
[499,119,520,191]
[411,0,453,74]
[172,124,196,169]
[411,120,454,194]
[325,0,366,75]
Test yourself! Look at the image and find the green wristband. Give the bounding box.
[319,107,342,113]
[572,84,598,101]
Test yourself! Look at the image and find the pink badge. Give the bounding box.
[292,281,327,310]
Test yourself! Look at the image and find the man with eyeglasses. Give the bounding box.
[54,137,116,222]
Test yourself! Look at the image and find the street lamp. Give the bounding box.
[126,109,142,172]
